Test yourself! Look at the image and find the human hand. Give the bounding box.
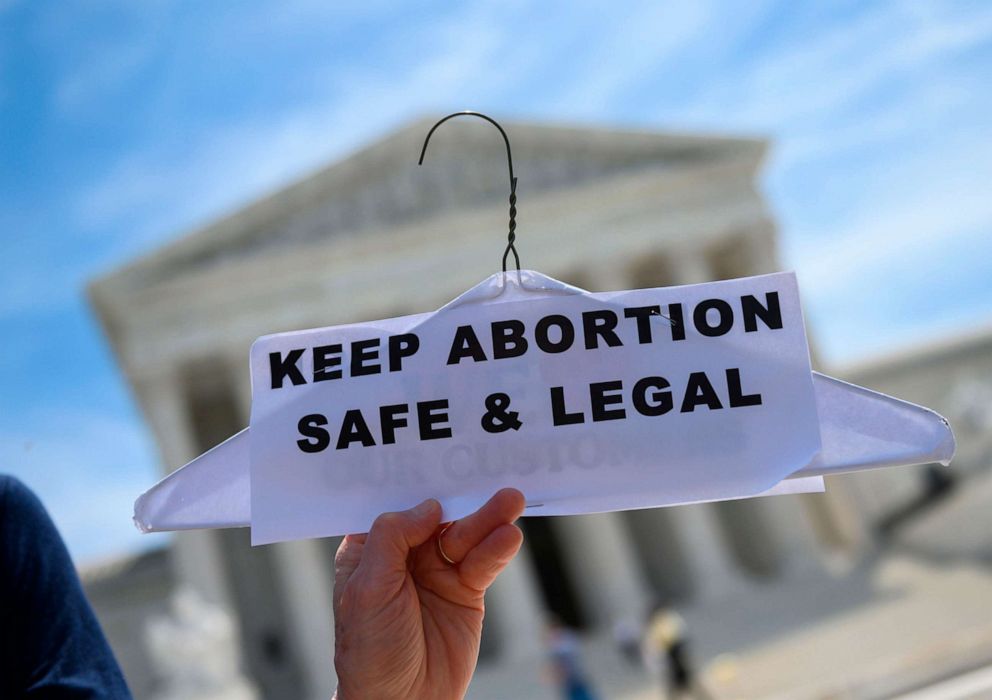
[332,488,526,700]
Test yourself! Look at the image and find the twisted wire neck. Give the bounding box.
[502,177,520,272]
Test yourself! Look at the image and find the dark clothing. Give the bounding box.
[0,475,131,698]
[667,640,691,690]
[563,679,597,700]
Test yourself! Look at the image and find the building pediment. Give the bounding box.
[98,116,766,289]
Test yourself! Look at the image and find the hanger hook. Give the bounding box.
[418,111,521,273]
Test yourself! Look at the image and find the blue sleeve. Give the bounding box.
[0,475,132,699]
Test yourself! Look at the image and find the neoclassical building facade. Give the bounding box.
[90,117,866,699]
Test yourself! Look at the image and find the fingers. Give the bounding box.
[437,488,525,564]
[334,533,367,576]
[457,523,524,591]
[362,499,442,579]
[333,534,367,610]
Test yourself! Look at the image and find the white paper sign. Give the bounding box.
[248,272,820,545]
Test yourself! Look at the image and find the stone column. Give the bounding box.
[484,552,547,659]
[728,233,837,575]
[139,370,232,609]
[551,513,652,628]
[228,360,338,700]
[227,350,254,421]
[759,495,828,577]
[805,478,871,556]
[268,540,338,700]
[623,507,692,600]
[664,251,749,600]
[670,504,746,601]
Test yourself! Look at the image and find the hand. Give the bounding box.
[332,488,526,700]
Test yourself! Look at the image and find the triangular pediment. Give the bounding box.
[97,116,766,289]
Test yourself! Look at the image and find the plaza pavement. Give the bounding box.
[466,554,992,699]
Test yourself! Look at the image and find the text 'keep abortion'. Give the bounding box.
[260,291,785,454]
[267,291,783,389]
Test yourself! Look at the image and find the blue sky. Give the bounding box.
[2,0,991,564]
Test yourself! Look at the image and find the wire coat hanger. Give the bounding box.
[418,111,521,273]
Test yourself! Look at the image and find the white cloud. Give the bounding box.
[541,1,717,114]
[790,80,992,251]
[71,1,529,252]
[782,125,992,363]
[54,30,157,114]
[792,198,991,301]
[657,1,992,147]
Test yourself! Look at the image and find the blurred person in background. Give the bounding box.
[643,603,712,700]
[613,616,644,668]
[545,617,601,700]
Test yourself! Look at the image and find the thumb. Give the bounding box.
[362,499,442,580]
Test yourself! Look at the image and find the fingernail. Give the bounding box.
[412,498,437,516]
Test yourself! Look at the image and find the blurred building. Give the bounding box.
[81,548,174,699]
[89,117,932,699]
[838,325,992,555]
